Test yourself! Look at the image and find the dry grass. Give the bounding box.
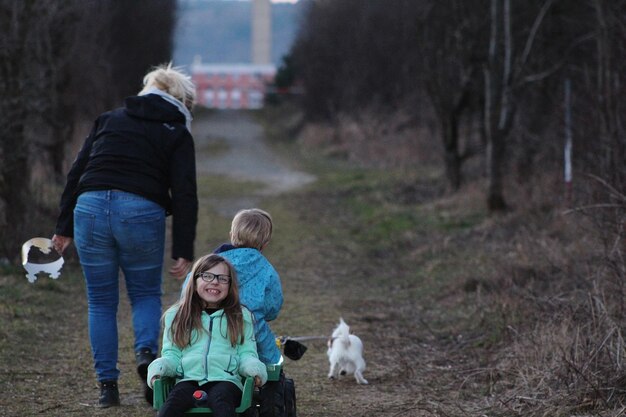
[280,107,626,416]
[0,106,624,417]
[297,108,440,169]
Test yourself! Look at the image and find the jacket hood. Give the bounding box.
[222,248,267,287]
[124,94,187,126]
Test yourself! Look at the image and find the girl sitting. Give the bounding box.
[148,254,267,417]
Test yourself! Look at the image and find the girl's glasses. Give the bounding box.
[197,272,231,284]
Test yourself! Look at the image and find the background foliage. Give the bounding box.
[0,0,624,413]
[0,0,176,260]
[288,0,624,208]
[280,0,626,413]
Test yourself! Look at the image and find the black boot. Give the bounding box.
[98,380,120,408]
[136,348,156,405]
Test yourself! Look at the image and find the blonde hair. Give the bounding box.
[140,63,196,110]
[171,254,244,347]
[231,208,273,250]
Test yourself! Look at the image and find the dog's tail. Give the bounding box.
[335,317,351,346]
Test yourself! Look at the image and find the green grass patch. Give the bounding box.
[436,210,485,231]
[196,175,267,198]
[323,169,486,251]
[414,206,487,233]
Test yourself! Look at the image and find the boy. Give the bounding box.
[183,208,283,364]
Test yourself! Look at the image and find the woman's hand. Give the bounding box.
[150,375,160,388]
[169,258,192,280]
[51,234,73,255]
[254,376,263,388]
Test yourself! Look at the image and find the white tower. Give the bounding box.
[251,0,272,64]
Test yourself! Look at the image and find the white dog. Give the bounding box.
[327,318,368,384]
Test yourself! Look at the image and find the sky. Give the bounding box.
[173,0,304,66]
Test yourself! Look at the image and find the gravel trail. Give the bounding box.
[194,110,315,194]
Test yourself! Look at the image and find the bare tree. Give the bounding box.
[417,0,487,190]
[482,0,557,211]
[590,0,625,183]
[0,1,63,258]
[0,0,106,258]
[289,0,622,220]
[26,1,87,179]
[0,0,177,261]
[579,0,625,303]
[292,0,423,120]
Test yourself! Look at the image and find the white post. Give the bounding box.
[564,78,573,203]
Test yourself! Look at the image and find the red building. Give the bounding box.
[191,60,276,109]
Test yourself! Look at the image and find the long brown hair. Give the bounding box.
[170,254,244,348]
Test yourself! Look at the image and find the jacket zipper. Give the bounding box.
[204,316,213,380]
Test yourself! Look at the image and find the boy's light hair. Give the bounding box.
[231,208,273,250]
[139,63,196,110]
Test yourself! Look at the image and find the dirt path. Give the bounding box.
[189,111,445,417]
[0,109,450,417]
[4,109,617,417]
[193,110,316,215]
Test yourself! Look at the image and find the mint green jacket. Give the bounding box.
[147,306,267,390]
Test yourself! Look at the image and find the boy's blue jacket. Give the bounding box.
[182,245,283,363]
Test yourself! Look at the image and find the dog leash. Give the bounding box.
[278,335,328,343]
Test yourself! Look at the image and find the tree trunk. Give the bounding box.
[483,0,510,212]
[0,120,30,260]
[442,116,462,191]
[51,120,74,180]
[486,130,508,211]
[0,9,30,259]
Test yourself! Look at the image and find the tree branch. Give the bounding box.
[518,0,556,70]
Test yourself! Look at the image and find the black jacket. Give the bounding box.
[55,94,198,260]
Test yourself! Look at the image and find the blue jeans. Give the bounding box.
[74,190,165,382]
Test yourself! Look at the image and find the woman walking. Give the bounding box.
[52,64,198,407]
